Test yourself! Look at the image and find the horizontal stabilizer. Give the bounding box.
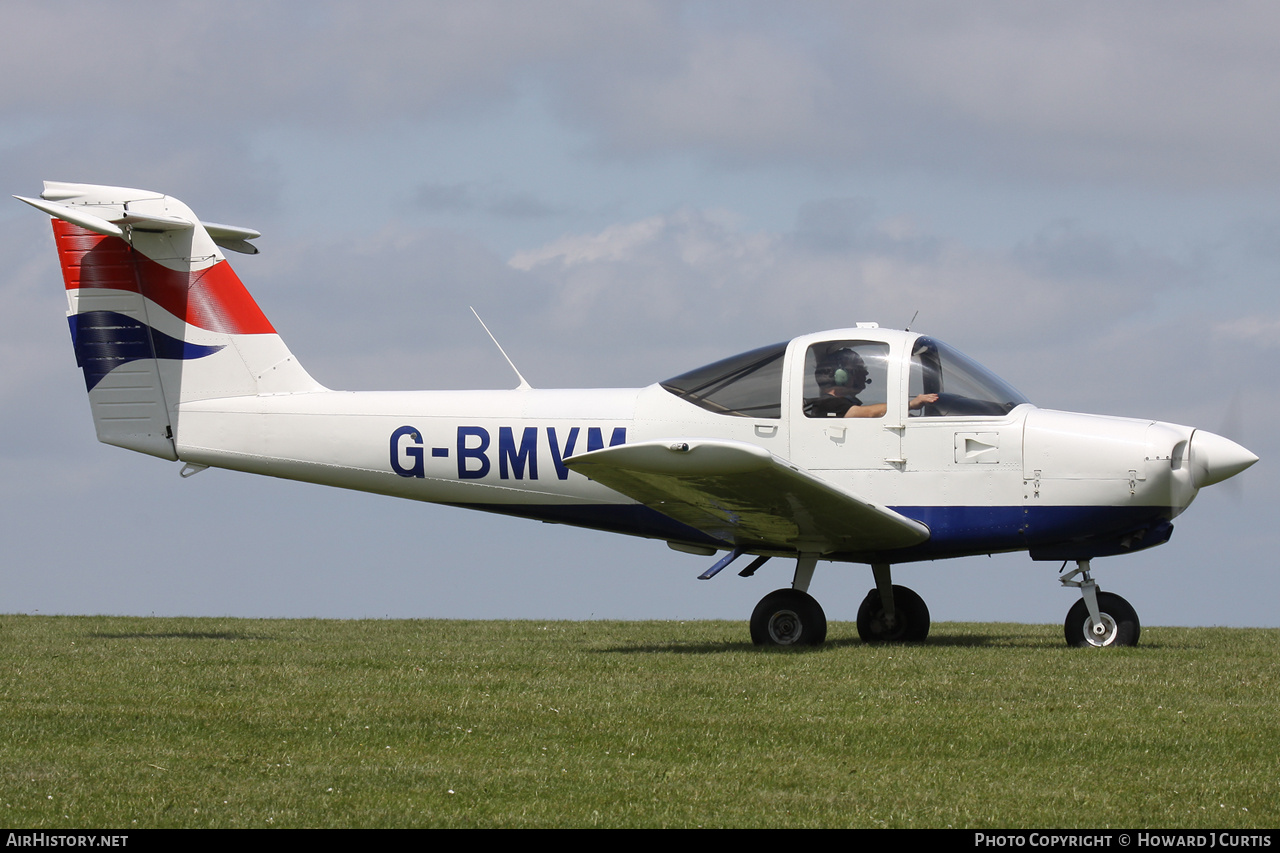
[203,221,262,255]
[14,195,124,238]
[16,185,261,253]
[565,438,930,554]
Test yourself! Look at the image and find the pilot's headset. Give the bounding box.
[815,348,871,391]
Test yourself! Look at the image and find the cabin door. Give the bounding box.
[786,337,905,491]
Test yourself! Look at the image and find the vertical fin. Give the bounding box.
[23,183,325,460]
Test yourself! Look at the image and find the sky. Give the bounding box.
[2,1,1276,631]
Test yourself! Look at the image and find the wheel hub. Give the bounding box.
[768,610,803,644]
[867,610,904,640]
[1082,613,1118,647]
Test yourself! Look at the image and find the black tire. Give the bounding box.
[856,584,930,643]
[1064,592,1140,647]
[750,589,827,647]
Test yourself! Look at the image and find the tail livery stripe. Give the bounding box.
[68,310,225,392]
[54,220,275,335]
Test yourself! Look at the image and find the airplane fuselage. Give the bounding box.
[174,343,1197,566]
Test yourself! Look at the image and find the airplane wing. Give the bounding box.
[564,438,930,554]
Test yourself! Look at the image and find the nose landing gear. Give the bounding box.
[1060,560,1141,647]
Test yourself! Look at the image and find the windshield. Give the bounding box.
[910,337,1030,417]
[660,341,786,418]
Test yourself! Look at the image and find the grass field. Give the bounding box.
[0,615,1276,828]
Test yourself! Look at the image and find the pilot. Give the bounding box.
[810,348,938,418]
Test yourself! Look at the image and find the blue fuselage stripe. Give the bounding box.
[454,502,1176,563]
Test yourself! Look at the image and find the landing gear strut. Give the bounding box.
[856,563,930,642]
[1060,560,1141,647]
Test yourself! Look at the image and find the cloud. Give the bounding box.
[510,216,671,270]
[0,218,69,404]
[849,2,1280,185]
[550,3,1280,186]
[7,2,1280,188]
[243,221,548,390]
[1,122,284,217]
[1213,315,1280,349]
[0,1,663,124]
[558,28,836,161]
[415,181,564,219]
[510,203,1198,363]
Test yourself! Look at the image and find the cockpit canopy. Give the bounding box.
[660,333,1028,419]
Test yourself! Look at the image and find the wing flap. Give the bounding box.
[565,438,929,554]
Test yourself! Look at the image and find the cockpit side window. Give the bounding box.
[803,341,890,418]
[660,341,786,418]
[909,337,1030,417]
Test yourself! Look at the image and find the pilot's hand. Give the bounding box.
[909,393,939,410]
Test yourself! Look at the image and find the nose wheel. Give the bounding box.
[1060,560,1141,647]
[1064,592,1140,647]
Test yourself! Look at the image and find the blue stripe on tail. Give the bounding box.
[68,310,225,391]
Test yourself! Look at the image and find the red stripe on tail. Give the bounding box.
[53,220,275,335]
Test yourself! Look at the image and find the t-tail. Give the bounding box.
[17,182,324,460]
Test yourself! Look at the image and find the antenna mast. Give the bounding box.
[470,307,532,390]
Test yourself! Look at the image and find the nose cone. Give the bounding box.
[1190,430,1258,488]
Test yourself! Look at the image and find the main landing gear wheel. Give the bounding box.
[1064,591,1140,648]
[750,589,827,647]
[856,584,930,643]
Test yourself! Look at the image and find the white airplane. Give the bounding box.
[18,182,1259,648]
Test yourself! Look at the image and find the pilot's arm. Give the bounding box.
[843,393,938,418]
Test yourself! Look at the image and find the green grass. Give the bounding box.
[0,616,1276,828]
